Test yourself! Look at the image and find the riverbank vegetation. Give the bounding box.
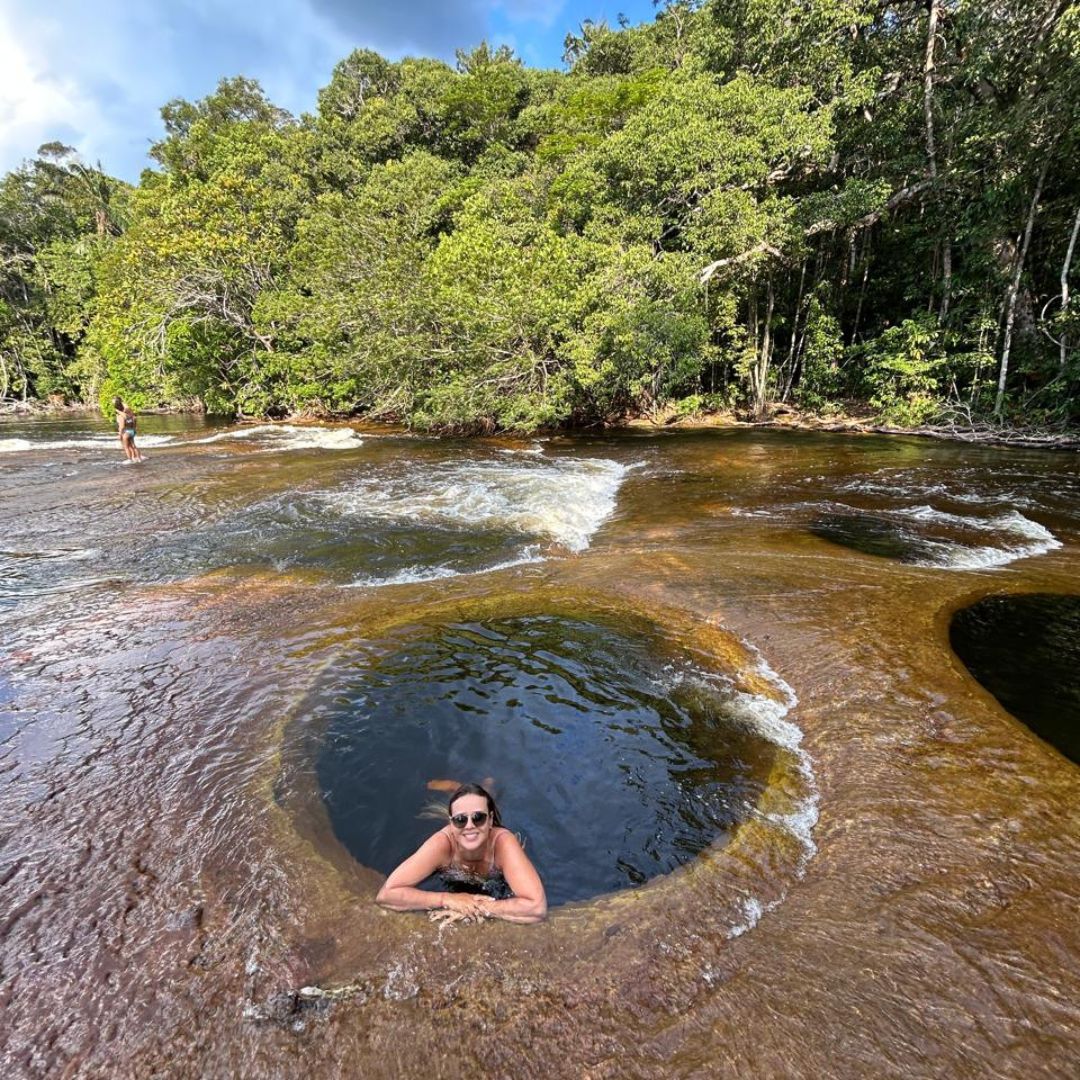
[2,1,1078,433]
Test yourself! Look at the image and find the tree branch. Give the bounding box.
[699,243,785,283]
[804,179,935,237]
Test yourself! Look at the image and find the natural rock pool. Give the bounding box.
[305,612,806,907]
[950,592,1080,764]
[1,415,1078,1076]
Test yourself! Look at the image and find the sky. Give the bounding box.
[0,0,659,183]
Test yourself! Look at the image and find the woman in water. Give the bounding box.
[114,396,144,463]
[376,783,547,924]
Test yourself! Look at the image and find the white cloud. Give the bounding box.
[0,0,584,181]
[0,11,107,170]
[0,0,349,180]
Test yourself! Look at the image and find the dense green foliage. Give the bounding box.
[2,2,1079,431]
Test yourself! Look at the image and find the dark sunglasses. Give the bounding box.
[450,811,490,829]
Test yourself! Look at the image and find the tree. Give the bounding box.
[91,107,305,412]
[4,0,1079,429]
[0,147,129,403]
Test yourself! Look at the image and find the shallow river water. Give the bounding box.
[1,414,1078,1078]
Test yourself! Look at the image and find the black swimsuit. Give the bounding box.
[438,828,514,899]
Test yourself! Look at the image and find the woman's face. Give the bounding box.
[449,793,492,854]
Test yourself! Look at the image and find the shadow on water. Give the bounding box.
[951,593,1080,764]
[312,615,779,907]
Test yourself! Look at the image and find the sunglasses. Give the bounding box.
[449,811,490,829]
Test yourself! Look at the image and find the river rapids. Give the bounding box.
[1,414,1078,1077]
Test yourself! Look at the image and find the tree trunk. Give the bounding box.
[940,237,952,324]
[1060,205,1080,368]
[996,154,1052,416]
[781,259,808,401]
[970,321,988,406]
[748,287,758,404]
[924,0,951,323]
[754,279,775,419]
[852,261,870,344]
[923,0,940,182]
[790,246,826,397]
[928,242,939,314]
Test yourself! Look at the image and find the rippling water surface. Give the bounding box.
[1,412,1078,1077]
[311,615,801,905]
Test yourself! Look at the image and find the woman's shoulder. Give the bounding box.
[491,826,518,856]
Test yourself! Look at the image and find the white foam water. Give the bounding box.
[190,424,363,451]
[192,424,281,443]
[718,655,818,861]
[726,896,768,939]
[886,505,1062,568]
[326,457,633,553]
[664,642,819,941]
[834,471,1044,511]
[344,565,464,589]
[496,444,545,457]
[836,477,955,500]
[732,657,819,939]
[344,546,546,589]
[258,427,362,452]
[817,498,1062,570]
[0,434,176,452]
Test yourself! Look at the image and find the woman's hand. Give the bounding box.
[429,893,494,925]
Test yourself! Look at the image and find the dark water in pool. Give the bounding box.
[950,593,1080,763]
[315,616,777,906]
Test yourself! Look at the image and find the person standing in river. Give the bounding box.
[114,396,144,463]
[376,783,547,924]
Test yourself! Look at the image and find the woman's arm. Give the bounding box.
[480,831,547,924]
[375,832,489,919]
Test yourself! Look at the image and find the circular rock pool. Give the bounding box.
[310,614,788,907]
[951,593,1080,765]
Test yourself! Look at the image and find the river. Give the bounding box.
[1,413,1078,1077]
